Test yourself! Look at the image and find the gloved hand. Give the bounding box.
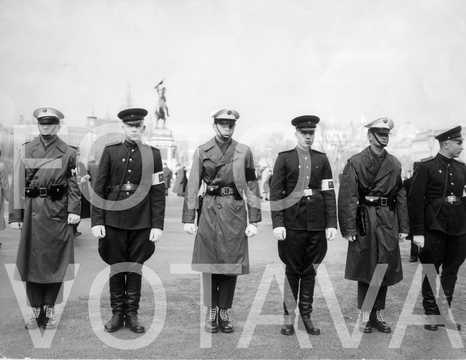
[273,227,286,241]
[413,235,425,248]
[399,233,408,241]
[149,228,163,243]
[184,223,197,235]
[9,222,22,230]
[91,225,106,239]
[67,213,81,225]
[345,234,356,242]
[245,224,258,237]
[326,227,338,241]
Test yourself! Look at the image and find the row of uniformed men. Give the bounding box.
[9,106,465,336]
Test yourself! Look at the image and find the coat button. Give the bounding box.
[126,192,130,196]
[128,169,132,173]
[217,204,222,209]
[131,149,135,152]
[129,158,133,162]
[122,158,126,162]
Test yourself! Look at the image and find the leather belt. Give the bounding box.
[303,188,320,197]
[362,196,393,207]
[25,184,67,199]
[110,183,138,192]
[206,185,238,197]
[445,195,461,204]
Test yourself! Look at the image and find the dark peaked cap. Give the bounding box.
[117,108,148,123]
[435,126,463,142]
[291,115,320,130]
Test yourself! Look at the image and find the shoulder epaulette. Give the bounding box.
[278,149,295,155]
[105,140,124,148]
[420,156,434,163]
[311,149,325,155]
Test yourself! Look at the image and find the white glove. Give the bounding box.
[91,225,106,239]
[273,227,286,241]
[345,234,356,242]
[245,224,258,237]
[413,235,425,248]
[326,227,338,241]
[184,223,197,235]
[9,222,22,230]
[149,228,163,243]
[67,213,81,225]
[399,233,408,241]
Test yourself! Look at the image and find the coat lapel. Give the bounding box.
[374,153,395,183]
[202,137,222,164]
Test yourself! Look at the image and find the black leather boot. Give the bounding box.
[369,310,391,333]
[298,277,320,335]
[281,274,299,336]
[218,308,234,333]
[422,277,440,331]
[205,306,219,333]
[359,311,372,333]
[126,272,145,333]
[105,273,126,332]
[280,304,295,336]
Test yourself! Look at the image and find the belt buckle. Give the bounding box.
[380,197,388,206]
[121,183,133,191]
[39,188,47,197]
[303,189,313,197]
[446,195,456,204]
[221,187,233,196]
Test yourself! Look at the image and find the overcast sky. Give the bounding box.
[0,0,465,144]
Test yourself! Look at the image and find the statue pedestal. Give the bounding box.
[145,122,177,169]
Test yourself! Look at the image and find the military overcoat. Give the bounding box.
[10,136,81,282]
[338,147,409,286]
[182,138,261,275]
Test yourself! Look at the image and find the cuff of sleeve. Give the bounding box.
[151,222,164,230]
[182,210,196,224]
[342,230,357,238]
[271,219,284,228]
[327,219,338,229]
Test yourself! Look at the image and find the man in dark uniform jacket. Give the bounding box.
[338,117,409,334]
[403,163,420,262]
[408,126,465,331]
[270,115,337,336]
[91,108,165,333]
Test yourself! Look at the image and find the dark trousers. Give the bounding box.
[202,273,237,309]
[99,226,153,265]
[278,230,327,315]
[100,227,153,315]
[26,282,62,307]
[419,230,466,314]
[357,281,388,311]
[409,238,419,259]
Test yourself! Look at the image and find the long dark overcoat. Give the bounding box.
[182,138,261,275]
[338,147,409,286]
[10,136,81,282]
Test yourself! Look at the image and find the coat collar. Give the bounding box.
[30,135,67,154]
[361,146,398,182]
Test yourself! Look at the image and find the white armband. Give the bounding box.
[321,179,334,191]
[152,171,165,185]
